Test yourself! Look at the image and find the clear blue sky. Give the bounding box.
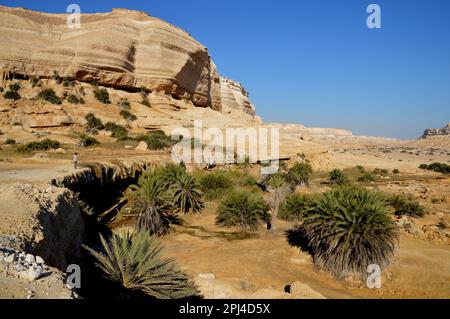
[1,0,449,139]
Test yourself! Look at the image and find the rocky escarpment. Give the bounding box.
[421,123,450,138]
[0,6,256,119]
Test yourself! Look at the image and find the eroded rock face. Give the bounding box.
[0,6,223,109]
[421,123,450,138]
[220,77,256,118]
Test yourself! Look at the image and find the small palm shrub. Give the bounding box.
[386,195,426,217]
[105,122,129,140]
[287,162,312,186]
[127,170,175,235]
[358,172,375,182]
[79,134,99,147]
[292,185,398,279]
[279,193,317,221]
[120,110,137,121]
[37,88,62,104]
[17,139,61,153]
[84,230,199,299]
[94,88,111,104]
[85,113,104,130]
[170,170,204,214]
[198,170,232,199]
[216,191,269,231]
[328,169,348,185]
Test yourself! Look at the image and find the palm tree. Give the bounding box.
[267,173,290,231]
[171,172,204,214]
[84,230,199,299]
[127,170,175,235]
[292,185,398,279]
[287,162,313,186]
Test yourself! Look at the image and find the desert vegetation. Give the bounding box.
[84,230,199,299]
[419,162,450,174]
[16,138,61,153]
[289,185,399,279]
[37,88,62,104]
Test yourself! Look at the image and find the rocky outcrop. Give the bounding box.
[421,123,450,138]
[0,6,263,120]
[220,77,256,118]
[0,6,222,109]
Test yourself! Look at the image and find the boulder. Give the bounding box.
[135,141,148,151]
[289,281,326,299]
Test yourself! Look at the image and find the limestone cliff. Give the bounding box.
[0,6,241,114]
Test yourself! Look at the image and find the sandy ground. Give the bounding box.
[0,143,449,299]
[160,201,450,299]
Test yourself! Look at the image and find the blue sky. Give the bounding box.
[1,0,449,139]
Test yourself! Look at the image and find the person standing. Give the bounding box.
[73,152,79,169]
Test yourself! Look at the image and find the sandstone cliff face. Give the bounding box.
[0,6,225,110]
[220,77,256,118]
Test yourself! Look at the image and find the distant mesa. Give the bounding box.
[421,123,450,139]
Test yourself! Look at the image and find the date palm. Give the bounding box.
[171,171,204,214]
[84,230,199,299]
[128,170,175,235]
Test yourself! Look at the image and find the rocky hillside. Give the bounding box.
[0,6,256,119]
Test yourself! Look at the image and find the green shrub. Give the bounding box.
[9,82,21,92]
[291,185,398,279]
[355,165,365,173]
[287,162,313,186]
[37,88,62,104]
[392,169,400,174]
[425,162,450,174]
[118,98,130,109]
[198,170,233,199]
[373,168,389,176]
[84,230,199,299]
[120,109,137,121]
[105,122,128,140]
[386,195,426,218]
[3,90,21,100]
[358,172,375,182]
[328,169,348,185]
[170,170,204,214]
[0,87,4,93]
[94,88,110,104]
[135,130,173,150]
[279,193,317,221]
[67,94,79,104]
[79,134,99,147]
[140,92,150,107]
[418,164,428,170]
[85,113,104,130]
[216,191,269,231]
[5,138,16,145]
[16,139,61,153]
